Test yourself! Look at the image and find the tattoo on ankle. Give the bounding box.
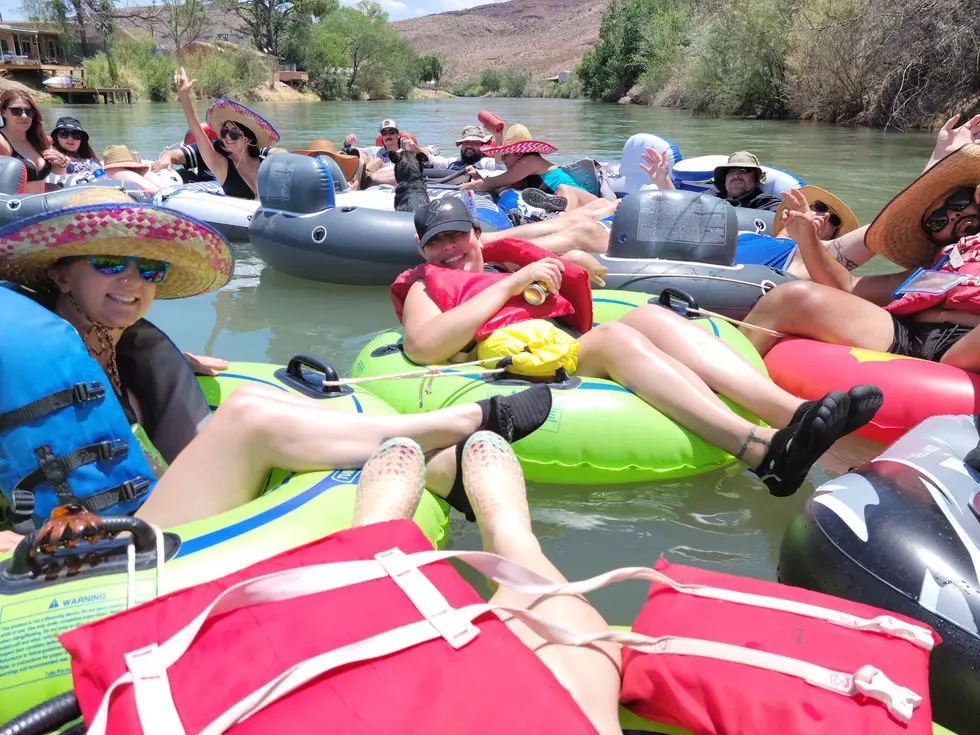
[735,427,770,461]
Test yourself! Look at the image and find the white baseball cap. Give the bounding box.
[379,119,399,132]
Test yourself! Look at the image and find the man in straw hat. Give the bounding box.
[711,152,782,211]
[292,139,363,189]
[0,185,555,547]
[743,144,980,371]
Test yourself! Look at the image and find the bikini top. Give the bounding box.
[0,130,51,182]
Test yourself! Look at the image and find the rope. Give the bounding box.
[690,307,786,337]
[322,357,509,408]
[602,272,781,293]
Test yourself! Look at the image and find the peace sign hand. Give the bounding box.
[174,67,196,97]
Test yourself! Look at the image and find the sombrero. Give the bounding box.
[866,145,980,268]
[773,185,859,237]
[0,188,233,300]
[292,139,361,183]
[206,98,280,149]
[481,124,557,156]
[102,145,149,173]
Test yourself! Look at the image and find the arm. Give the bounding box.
[42,148,70,175]
[174,67,228,183]
[779,189,858,291]
[640,147,673,189]
[107,169,161,193]
[925,114,980,172]
[401,258,565,364]
[151,148,186,171]
[461,155,535,192]
[785,224,874,278]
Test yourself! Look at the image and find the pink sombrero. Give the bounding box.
[206,98,280,149]
[0,188,233,299]
[481,124,557,156]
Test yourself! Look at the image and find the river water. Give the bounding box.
[43,98,939,621]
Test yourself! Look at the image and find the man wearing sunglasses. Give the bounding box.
[743,144,980,371]
[710,152,783,212]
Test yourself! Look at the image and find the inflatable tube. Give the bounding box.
[0,183,152,229]
[0,359,449,723]
[152,184,259,243]
[671,154,805,196]
[778,414,980,734]
[0,156,27,195]
[351,290,767,484]
[610,133,684,196]
[764,338,980,443]
[249,154,510,285]
[597,189,794,318]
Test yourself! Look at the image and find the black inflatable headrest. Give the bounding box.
[0,156,28,195]
[257,153,336,214]
[609,189,737,266]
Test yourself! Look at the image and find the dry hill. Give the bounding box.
[392,0,605,83]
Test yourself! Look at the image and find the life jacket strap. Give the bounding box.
[9,439,149,533]
[0,381,106,432]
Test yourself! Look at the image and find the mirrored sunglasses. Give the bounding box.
[88,255,170,284]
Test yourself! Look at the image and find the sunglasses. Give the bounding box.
[57,130,83,141]
[810,200,842,229]
[220,126,243,142]
[88,255,170,284]
[726,167,755,175]
[922,187,975,234]
[5,106,35,118]
[380,128,398,136]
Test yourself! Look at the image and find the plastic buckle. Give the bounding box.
[120,477,151,501]
[73,381,105,403]
[97,438,129,461]
[10,489,34,517]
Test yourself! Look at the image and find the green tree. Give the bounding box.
[416,54,443,84]
[503,68,530,97]
[479,68,502,92]
[219,0,335,59]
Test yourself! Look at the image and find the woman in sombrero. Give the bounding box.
[174,67,277,200]
[459,124,598,213]
[0,187,556,551]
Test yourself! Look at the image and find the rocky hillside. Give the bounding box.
[393,0,605,83]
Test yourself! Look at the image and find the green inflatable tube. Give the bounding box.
[0,361,449,723]
[351,290,768,484]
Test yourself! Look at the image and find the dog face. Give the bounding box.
[390,149,429,183]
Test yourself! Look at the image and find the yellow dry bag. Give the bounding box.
[477,319,579,378]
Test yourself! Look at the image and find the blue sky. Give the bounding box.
[0,0,507,25]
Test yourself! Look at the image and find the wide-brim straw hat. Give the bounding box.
[102,145,148,173]
[0,188,233,300]
[773,185,859,237]
[292,139,361,183]
[866,145,980,268]
[206,98,280,149]
[481,123,557,156]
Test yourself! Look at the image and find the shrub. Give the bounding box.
[479,68,503,93]
[503,68,530,97]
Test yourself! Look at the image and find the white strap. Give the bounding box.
[87,546,928,734]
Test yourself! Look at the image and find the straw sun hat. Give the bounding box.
[206,98,280,149]
[481,124,558,156]
[0,187,233,299]
[866,144,980,268]
[102,145,149,173]
[773,185,859,237]
[292,139,361,183]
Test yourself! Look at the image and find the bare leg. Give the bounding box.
[940,324,980,371]
[555,183,599,211]
[139,384,483,527]
[484,216,610,255]
[741,280,897,356]
[576,322,776,466]
[619,304,803,428]
[461,432,623,735]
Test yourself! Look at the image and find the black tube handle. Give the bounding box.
[0,692,80,735]
[286,354,344,396]
[655,288,700,318]
[8,515,158,576]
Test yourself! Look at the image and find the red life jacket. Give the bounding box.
[391,237,594,341]
[62,520,600,735]
[619,558,937,735]
[886,234,980,317]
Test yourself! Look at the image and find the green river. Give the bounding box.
[42,98,939,621]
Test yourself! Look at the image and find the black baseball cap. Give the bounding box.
[414,198,474,247]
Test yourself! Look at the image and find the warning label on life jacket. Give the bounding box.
[0,580,156,709]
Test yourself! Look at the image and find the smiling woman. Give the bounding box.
[0,89,68,193]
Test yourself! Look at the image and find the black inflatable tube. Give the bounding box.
[0,693,80,735]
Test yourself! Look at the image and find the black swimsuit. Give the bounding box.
[220,158,256,199]
[1,130,51,181]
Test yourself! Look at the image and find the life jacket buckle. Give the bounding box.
[119,477,151,501]
[97,439,129,462]
[10,488,34,518]
[73,381,105,404]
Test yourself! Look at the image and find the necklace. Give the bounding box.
[67,292,123,394]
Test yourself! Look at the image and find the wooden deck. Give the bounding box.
[45,87,133,104]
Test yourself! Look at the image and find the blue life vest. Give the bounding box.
[0,284,156,533]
